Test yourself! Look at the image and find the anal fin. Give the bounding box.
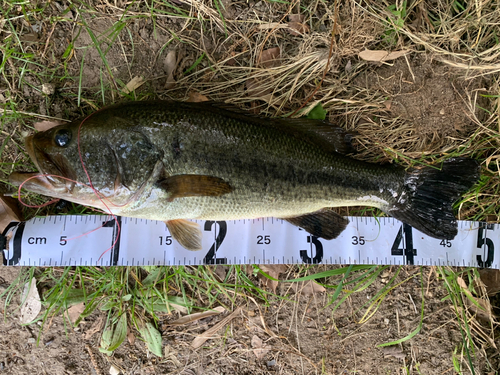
[283,208,349,240]
[165,219,202,251]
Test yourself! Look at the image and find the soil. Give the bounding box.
[1,265,497,375]
[1,1,499,374]
[354,55,486,148]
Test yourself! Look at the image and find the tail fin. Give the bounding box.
[387,158,480,240]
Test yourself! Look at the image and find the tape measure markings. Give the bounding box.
[1,215,499,269]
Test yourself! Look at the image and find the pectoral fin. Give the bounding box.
[158,175,232,201]
[165,219,203,251]
[283,208,349,239]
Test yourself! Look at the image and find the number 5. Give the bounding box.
[477,225,494,268]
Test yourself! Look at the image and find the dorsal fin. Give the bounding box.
[271,117,355,155]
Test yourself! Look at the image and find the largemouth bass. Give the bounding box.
[9,101,480,250]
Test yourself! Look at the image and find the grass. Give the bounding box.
[0,0,499,373]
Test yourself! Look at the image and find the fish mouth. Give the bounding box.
[9,134,76,193]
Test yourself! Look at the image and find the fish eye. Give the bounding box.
[54,129,72,147]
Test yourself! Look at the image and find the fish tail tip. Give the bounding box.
[387,157,480,239]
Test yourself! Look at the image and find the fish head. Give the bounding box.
[10,114,163,210]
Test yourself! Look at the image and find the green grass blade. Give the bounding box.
[184,53,206,75]
[286,265,374,282]
[377,268,424,347]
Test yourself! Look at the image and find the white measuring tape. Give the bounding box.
[1,215,498,269]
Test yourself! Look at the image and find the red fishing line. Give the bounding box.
[16,108,129,263]
[17,173,118,258]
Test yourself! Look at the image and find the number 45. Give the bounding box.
[440,239,451,248]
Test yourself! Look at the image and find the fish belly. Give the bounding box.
[119,178,394,221]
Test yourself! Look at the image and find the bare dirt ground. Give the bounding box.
[1,265,497,375]
[1,0,500,374]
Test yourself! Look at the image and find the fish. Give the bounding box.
[9,101,480,250]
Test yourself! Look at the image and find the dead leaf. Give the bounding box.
[358,49,410,62]
[187,91,209,103]
[455,276,496,321]
[33,120,66,131]
[287,22,309,36]
[84,315,105,339]
[258,265,287,293]
[251,335,269,359]
[345,60,352,72]
[382,345,406,359]
[289,14,305,23]
[247,47,282,105]
[257,22,285,30]
[0,196,23,233]
[20,277,41,324]
[464,295,496,321]
[287,14,309,36]
[164,50,177,90]
[121,76,145,95]
[20,33,39,43]
[456,276,468,289]
[191,307,241,349]
[65,302,85,325]
[289,280,326,296]
[258,47,280,68]
[127,326,135,345]
[478,269,500,296]
[169,306,225,326]
[170,302,188,315]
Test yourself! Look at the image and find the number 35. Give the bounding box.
[352,236,365,245]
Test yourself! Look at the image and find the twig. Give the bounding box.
[85,344,103,375]
[191,307,242,349]
[42,23,57,59]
